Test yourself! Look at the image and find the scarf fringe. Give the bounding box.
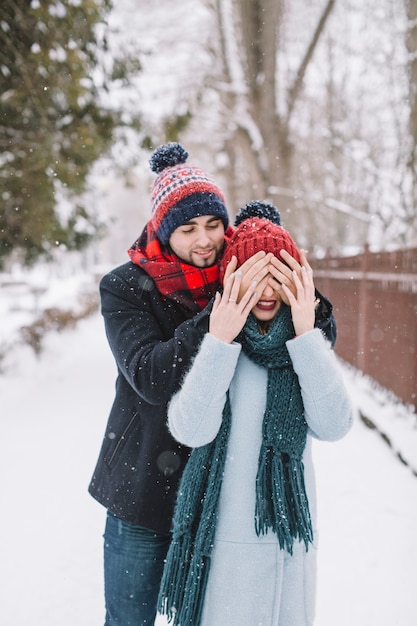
[158,535,210,626]
[158,534,191,622]
[158,405,231,626]
[255,446,313,554]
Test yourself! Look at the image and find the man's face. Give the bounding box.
[168,215,225,267]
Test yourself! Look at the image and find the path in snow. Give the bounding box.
[1,313,416,626]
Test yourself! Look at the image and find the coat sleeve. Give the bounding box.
[286,328,353,441]
[100,266,211,405]
[314,289,337,348]
[167,333,241,447]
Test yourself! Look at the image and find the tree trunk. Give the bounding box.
[213,0,336,210]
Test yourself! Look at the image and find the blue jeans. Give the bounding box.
[103,511,171,625]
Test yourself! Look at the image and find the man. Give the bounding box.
[89,143,336,625]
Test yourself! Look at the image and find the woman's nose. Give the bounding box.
[261,283,275,298]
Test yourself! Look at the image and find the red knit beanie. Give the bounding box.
[220,201,300,281]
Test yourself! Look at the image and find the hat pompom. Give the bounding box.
[149,142,189,174]
[235,200,281,227]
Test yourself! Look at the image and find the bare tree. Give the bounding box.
[211,0,336,214]
[178,0,415,250]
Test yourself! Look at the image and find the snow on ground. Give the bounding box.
[1,276,417,625]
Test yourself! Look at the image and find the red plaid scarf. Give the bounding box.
[128,222,233,314]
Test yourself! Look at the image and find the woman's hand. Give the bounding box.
[281,262,316,337]
[268,249,313,305]
[209,257,259,343]
[235,251,273,303]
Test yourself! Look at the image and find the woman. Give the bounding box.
[158,201,353,626]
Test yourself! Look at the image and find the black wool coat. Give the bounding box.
[88,261,336,535]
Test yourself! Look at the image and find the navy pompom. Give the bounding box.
[149,142,189,174]
[234,200,281,227]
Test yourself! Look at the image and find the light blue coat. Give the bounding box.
[167,328,353,626]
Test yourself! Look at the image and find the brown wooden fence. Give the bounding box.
[313,245,417,412]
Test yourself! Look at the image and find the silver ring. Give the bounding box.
[228,298,236,303]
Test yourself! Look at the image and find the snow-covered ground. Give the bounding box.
[0,269,416,625]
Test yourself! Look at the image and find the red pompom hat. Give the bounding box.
[220,201,300,281]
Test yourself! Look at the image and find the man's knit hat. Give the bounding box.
[149,142,229,245]
[220,200,300,279]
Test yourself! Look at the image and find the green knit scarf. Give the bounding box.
[158,305,313,626]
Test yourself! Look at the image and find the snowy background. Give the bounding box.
[1,269,417,625]
[2,0,417,623]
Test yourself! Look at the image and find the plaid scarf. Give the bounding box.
[158,306,313,626]
[128,222,233,314]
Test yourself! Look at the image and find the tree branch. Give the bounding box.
[286,0,336,123]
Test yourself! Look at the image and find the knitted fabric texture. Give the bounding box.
[128,221,233,314]
[240,308,313,546]
[149,142,229,245]
[220,201,300,280]
[158,305,313,626]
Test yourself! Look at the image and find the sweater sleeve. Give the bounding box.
[168,333,241,447]
[286,328,353,441]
